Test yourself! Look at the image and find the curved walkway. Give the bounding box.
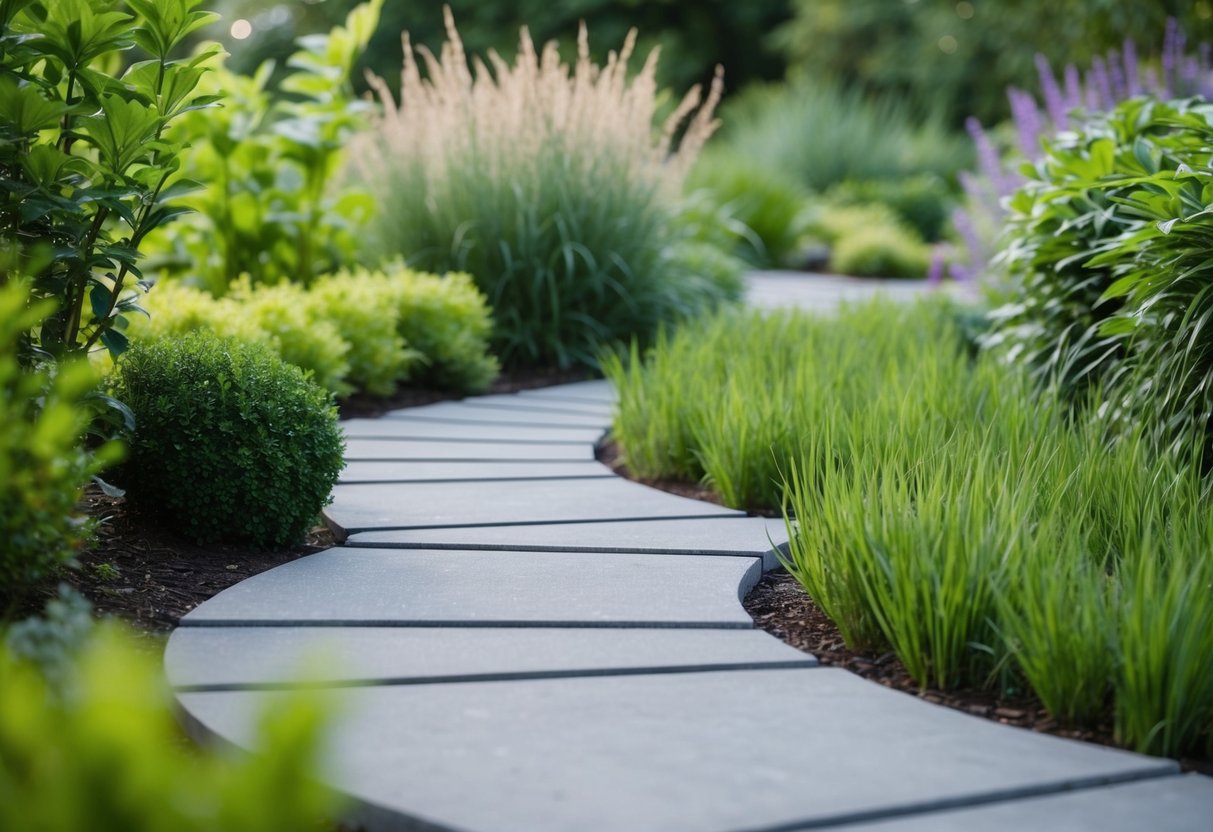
[167,275,1213,832]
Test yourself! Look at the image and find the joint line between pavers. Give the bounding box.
[341,456,595,463]
[172,660,822,694]
[336,475,617,486]
[458,402,613,418]
[345,435,596,447]
[382,414,610,430]
[724,767,1184,832]
[346,540,777,558]
[176,619,756,630]
[343,512,746,534]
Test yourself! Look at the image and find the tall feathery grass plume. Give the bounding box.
[351,7,736,370]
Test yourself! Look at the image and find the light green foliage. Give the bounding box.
[0,0,221,359]
[133,267,497,395]
[229,279,352,395]
[378,268,499,392]
[0,619,342,831]
[305,272,419,397]
[829,225,931,279]
[359,14,736,369]
[110,332,345,546]
[144,0,382,292]
[606,298,1213,757]
[717,75,972,195]
[0,282,120,610]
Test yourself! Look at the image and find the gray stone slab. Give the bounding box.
[842,773,1213,832]
[324,477,741,536]
[348,515,790,569]
[457,394,615,418]
[340,418,605,444]
[342,438,594,462]
[165,626,815,689]
[382,403,609,429]
[179,548,761,628]
[516,380,616,404]
[339,460,614,484]
[178,668,1175,832]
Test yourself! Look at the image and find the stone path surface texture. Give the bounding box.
[168,274,1213,832]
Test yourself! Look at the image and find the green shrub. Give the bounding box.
[686,148,810,267]
[827,175,953,242]
[0,283,119,610]
[716,75,972,195]
[111,333,344,546]
[987,98,1213,460]
[830,225,931,279]
[607,297,1213,758]
[801,202,903,247]
[357,12,735,369]
[0,0,219,360]
[0,619,342,831]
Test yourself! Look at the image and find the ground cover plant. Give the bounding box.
[356,9,741,369]
[606,297,1213,759]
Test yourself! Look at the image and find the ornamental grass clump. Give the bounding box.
[357,8,732,369]
[607,297,1213,759]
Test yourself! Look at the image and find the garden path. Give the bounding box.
[166,274,1213,831]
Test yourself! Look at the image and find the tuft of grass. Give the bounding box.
[355,9,736,369]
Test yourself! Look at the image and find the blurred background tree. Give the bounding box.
[773,0,1213,126]
[206,0,792,97]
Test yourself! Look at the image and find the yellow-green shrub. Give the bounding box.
[230,281,352,396]
[0,621,342,831]
[366,266,498,392]
[830,225,931,279]
[306,273,421,397]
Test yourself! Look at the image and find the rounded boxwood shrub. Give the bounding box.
[111,333,345,547]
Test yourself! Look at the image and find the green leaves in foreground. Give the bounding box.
[607,297,1213,759]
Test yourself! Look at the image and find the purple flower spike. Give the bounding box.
[1124,39,1140,96]
[1035,52,1068,127]
[1090,56,1113,111]
[1108,49,1127,101]
[1163,16,1178,94]
[1063,63,1083,111]
[1008,88,1043,160]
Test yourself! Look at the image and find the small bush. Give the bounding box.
[111,333,344,547]
[0,283,119,609]
[830,225,931,279]
[0,619,342,831]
